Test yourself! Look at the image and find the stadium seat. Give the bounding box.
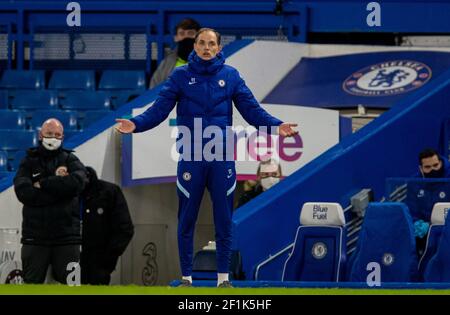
[0,150,7,172]
[106,90,141,109]
[99,70,146,91]
[80,110,109,129]
[0,110,27,130]
[59,91,111,111]
[0,130,38,153]
[0,91,8,109]
[8,150,26,172]
[282,202,346,282]
[348,202,418,282]
[30,110,78,131]
[10,90,58,111]
[63,130,83,141]
[49,70,95,90]
[423,208,450,282]
[0,70,45,89]
[418,203,448,280]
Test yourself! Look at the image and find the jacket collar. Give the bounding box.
[188,51,225,75]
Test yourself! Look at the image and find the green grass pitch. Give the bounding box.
[0,285,450,295]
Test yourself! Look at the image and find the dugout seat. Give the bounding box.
[282,202,346,282]
[0,91,8,109]
[424,206,450,282]
[348,202,418,282]
[418,203,448,280]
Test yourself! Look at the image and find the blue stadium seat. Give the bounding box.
[49,70,95,90]
[80,110,109,129]
[11,90,58,111]
[349,202,418,282]
[0,150,8,172]
[0,91,8,109]
[64,130,83,141]
[99,70,146,91]
[8,150,26,172]
[424,208,450,282]
[282,202,347,282]
[106,90,141,109]
[60,91,111,111]
[30,110,78,131]
[0,110,27,130]
[0,70,45,89]
[418,203,448,280]
[0,130,38,152]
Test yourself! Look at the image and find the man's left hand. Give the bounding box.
[279,123,298,137]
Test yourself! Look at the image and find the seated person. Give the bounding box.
[414,148,450,255]
[236,158,282,208]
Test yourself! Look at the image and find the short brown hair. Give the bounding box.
[194,28,221,46]
[175,18,201,33]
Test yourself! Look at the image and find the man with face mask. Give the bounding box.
[418,148,450,179]
[237,159,282,208]
[149,18,201,89]
[13,118,87,284]
[413,148,450,255]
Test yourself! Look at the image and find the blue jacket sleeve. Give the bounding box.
[232,72,283,132]
[130,73,180,132]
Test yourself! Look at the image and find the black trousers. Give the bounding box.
[21,244,80,284]
[80,250,118,285]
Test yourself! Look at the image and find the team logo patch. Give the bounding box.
[97,208,104,215]
[183,172,191,181]
[382,253,394,266]
[218,79,226,87]
[417,189,425,198]
[311,242,327,259]
[440,191,446,199]
[343,60,432,97]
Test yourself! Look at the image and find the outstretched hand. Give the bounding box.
[115,119,136,134]
[279,123,298,137]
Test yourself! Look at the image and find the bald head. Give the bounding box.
[39,118,64,141]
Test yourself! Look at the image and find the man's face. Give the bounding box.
[194,31,221,61]
[420,154,442,175]
[174,28,197,42]
[39,121,64,141]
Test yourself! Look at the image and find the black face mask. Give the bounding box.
[177,38,195,61]
[423,166,445,178]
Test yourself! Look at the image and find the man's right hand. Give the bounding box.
[115,119,136,134]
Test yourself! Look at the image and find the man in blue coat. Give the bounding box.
[116,28,297,287]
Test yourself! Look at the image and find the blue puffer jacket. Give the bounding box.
[130,51,283,147]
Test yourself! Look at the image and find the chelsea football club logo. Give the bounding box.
[311,242,327,259]
[382,253,395,266]
[343,60,431,96]
[218,80,226,87]
[183,172,191,181]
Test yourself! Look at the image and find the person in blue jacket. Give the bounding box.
[116,28,297,287]
[414,148,450,254]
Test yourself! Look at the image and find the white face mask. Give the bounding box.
[42,137,62,151]
[261,176,280,191]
